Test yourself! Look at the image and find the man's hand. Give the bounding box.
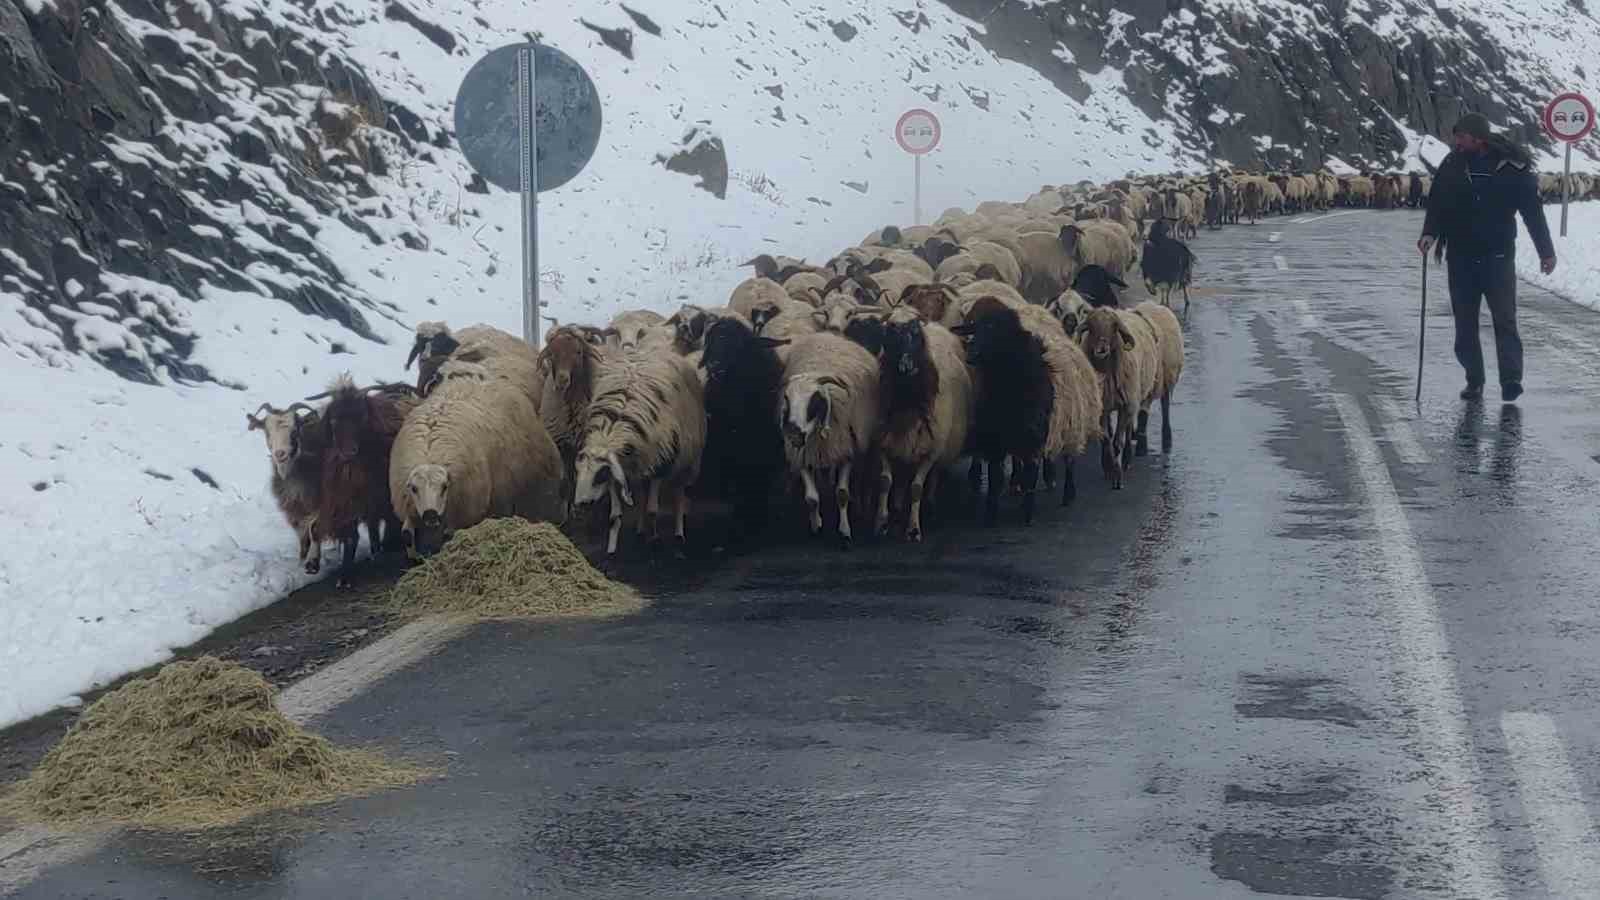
[1541,256,1557,275]
[1418,235,1436,257]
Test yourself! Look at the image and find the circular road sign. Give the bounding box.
[895,108,941,155]
[453,42,602,193]
[1543,92,1595,143]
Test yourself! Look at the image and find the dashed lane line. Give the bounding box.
[1273,254,1289,271]
[1332,394,1507,900]
[0,615,468,896]
[1501,711,1600,900]
[1268,231,1283,243]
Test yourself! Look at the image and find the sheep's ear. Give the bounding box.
[948,323,976,336]
[609,453,634,506]
[1117,321,1136,351]
[862,257,893,275]
[757,337,791,349]
[246,413,264,431]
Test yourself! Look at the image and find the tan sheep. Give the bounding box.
[389,375,564,558]
[933,240,1023,288]
[1129,301,1184,456]
[729,277,791,318]
[784,271,830,306]
[606,309,667,351]
[571,350,707,556]
[406,321,543,409]
[1073,307,1158,491]
[777,330,882,547]
[1013,227,1081,304]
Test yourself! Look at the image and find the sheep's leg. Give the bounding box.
[835,460,854,550]
[1020,458,1040,526]
[983,454,1004,527]
[1060,455,1077,506]
[1182,283,1192,322]
[967,457,984,500]
[673,485,690,559]
[1041,457,1056,490]
[336,527,358,589]
[801,467,823,535]
[906,458,936,542]
[1135,409,1151,457]
[1119,411,1137,474]
[874,450,894,537]
[606,482,624,556]
[1161,390,1174,453]
[299,525,320,575]
[644,479,662,547]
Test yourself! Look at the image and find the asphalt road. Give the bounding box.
[8,208,1600,899]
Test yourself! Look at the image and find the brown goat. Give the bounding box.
[538,327,606,515]
[246,400,325,574]
[316,376,418,587]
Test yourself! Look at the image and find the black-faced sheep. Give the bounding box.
[389,374,564,558]
[1140,218,1198,321]
[742,254,828,284]
[872,308,976,541]
[572,350,707,557]
[664,304,740,354]
[247,401,325,574]
[950,296,1102,524]
[316,377,418,586]
[1070,264,1128,309]
[405,322,542,407]
[777,331,882,548]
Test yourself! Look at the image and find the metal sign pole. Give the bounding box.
[914,154,922,226]
[517,47,541,349]
[1560,140,1572,238]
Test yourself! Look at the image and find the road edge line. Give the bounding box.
[1500,710,1600,899]
[1332,393,1506,899]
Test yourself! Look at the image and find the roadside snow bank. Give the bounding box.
[1516,203,1600,311]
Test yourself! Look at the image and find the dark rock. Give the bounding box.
[383,2,456,53]
[620,4,661,36]
[466,172,490,194]
[581,18,634,59]
[656,128,729,199]
[765,84,784,99]
[831,20,858,42]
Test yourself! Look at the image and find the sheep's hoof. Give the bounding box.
[839,534,853,551]
[1135,440,1150,458]
[335,575,353,590]
[304,559,320,575]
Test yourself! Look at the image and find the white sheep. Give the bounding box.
[776,330,882,548]
[607,309,667,351]
[1073,306,1158,490]
[571,350,707,556]
[389,375,565,558]
[729,277,791,318]
[1129,301,1184,456]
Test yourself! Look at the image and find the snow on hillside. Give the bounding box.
[0,0,1194,728]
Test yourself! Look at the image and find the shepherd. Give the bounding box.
[1417,112,1557,403]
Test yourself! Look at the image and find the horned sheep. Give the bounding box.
[247,401,326,575]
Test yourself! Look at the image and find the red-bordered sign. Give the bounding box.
[1543,92,1595,143]
[895,108,941,155]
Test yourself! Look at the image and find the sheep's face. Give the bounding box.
[251,409,311,478]
[950,305,1023,368]
[406,463,450,555]
[617,324,654,351]
[1047,292,1088,335]
[781,380,832,448]
[1077,310,1135,368]
[540,333,590,395]
[843,312,886,356]
[671,306,711,350]
[880,319,926,379]
[573,438,633,507]
[749,302,781,335]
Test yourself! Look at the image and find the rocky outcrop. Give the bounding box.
[934,0,1592,172]
[0,0,418,384]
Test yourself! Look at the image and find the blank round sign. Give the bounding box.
[1543,93,1595,143]
[896,108,941,155]
[453,42,603,193]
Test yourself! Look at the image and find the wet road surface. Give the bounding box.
[8,209,1600,898]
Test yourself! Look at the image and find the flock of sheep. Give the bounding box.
[244,162,1591,585]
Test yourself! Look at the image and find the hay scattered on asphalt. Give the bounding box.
[0,657,428,831]
[386,517,644,620]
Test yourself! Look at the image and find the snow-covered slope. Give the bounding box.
[3,0,1599,729]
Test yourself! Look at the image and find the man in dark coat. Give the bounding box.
[1418,112,1557,402]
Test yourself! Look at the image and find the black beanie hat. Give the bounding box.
[1453,112,1493,140]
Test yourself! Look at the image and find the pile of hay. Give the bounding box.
[387,518,644,620]
[0,657,426,830]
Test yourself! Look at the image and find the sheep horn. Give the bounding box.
[287,402,317,417]
[301,389,335,401]
[404,333,428,370]
[252,401,279,418]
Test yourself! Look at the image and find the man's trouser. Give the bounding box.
[1447,251,1522,389]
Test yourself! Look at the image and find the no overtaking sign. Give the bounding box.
[1543,92,1595,143]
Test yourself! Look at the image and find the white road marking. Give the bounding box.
[1273,254,1289,271]
[1291,297,1319,330]
[1268,231,1283,243]
[0,615,469,895]
[1332,394,1507,900]
[1296,210,1364,224]
[1501,711,1600,900]
[1373,397,1429,465]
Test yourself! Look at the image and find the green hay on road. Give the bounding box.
[0,657,429,831]
[386,517,644,621]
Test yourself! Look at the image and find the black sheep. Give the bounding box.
[1140,219,1197,322]
[696,318,788,548]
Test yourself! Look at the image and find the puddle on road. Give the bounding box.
[1210,830,1395,899]
[1234,674,1373,728]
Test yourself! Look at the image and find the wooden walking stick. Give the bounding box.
[1417,252,1427,404]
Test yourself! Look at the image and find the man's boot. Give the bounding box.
[1460,383,1484,400]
